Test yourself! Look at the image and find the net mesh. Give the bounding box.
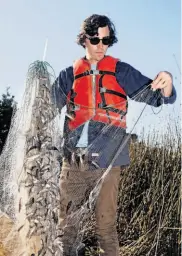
[0,60,180,256]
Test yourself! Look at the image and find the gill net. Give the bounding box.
[0,60,180,256]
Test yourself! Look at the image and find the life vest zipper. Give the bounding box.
[91,64,97,117]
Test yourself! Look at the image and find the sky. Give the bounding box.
[0,0,181,135]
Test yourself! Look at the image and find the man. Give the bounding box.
[52,14,176,256]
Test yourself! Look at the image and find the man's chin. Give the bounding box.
[96,55,104,61]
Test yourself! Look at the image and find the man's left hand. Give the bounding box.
[151,71,173,97]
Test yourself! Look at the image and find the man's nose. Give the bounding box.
[97,41,103,48]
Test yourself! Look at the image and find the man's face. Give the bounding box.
[84,26,110,63]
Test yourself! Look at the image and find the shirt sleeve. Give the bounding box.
[51,66,73,112]
[115,61,177,107]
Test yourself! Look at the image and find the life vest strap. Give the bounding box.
[67,89,77,118]
[74,70,115,80]
[98,104,127,116]
[99,88,127,100]
[99,75,111,123]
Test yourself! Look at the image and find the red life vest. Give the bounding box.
[66,56,128,130]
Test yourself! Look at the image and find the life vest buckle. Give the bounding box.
[91,70,100,75]
[98,103,106,108]
[100,87,107,93]
[74,105,80,111]
[69,105,80,111]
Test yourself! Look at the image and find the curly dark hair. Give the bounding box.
[76,14,118,48]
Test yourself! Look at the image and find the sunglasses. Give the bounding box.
[85,35,111,45]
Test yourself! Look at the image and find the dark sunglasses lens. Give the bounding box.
[90,37,100,45]
[102,38,110,45]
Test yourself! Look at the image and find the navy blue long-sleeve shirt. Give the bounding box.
[51,59,177,168]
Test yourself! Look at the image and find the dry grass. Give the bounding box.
[0,213,22,256]
[117,126,181,255]
[0,243,9,256]
[0,214,15,256]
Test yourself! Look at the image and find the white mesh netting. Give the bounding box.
[0,60,180,256]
